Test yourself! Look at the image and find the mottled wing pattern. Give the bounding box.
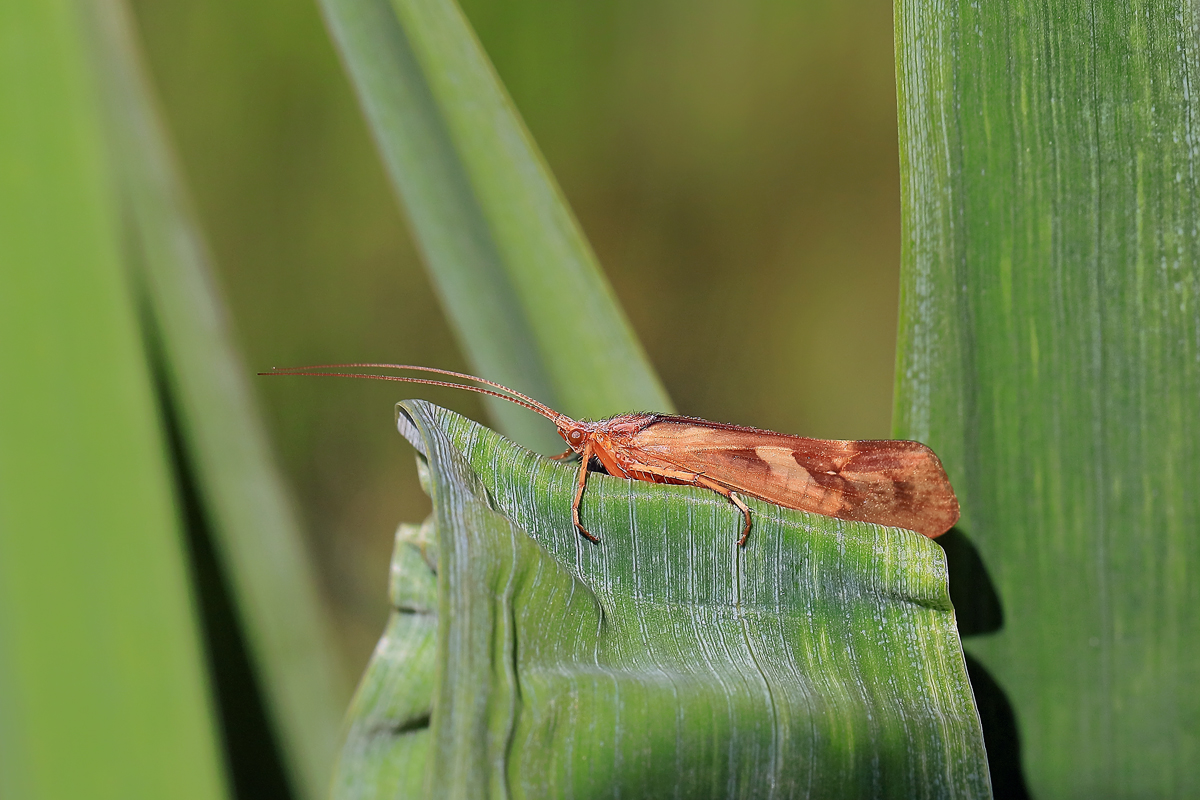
[622,417,959,538]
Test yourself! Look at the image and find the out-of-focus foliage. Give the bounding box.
[319,0,672,452]
[334,402,990,799]
[1,1,348,797]
[89,1,348,796]
[129,0,902,670]
[0,3,227,797]
[895,1,1200,796]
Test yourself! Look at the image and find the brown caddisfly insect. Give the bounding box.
[263,364,959,546]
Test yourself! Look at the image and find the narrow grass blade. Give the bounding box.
[82,2,350,797]
[895,2,1200,794]
[0,2,226,796]
[334,402,991,798]
[318,0,672,451]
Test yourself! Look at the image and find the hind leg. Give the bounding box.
[694,476,752,546]
[620,461,754,547]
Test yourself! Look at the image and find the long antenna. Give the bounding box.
[260,363,565,422]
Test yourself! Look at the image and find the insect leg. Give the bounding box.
[693,475,753,546]
[549,448,578,461]
[621,460,703,484]
[619,459,753,546]
[572,441,600,543]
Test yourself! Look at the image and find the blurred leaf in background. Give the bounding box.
[0,2,227,797]
[319,0,673,450]
[129,0,903,674]
[2,1,347,797]
[87,0,348,796]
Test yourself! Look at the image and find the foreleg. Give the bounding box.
[572,441,599,542]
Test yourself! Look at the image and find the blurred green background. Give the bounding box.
[130,0,900,671]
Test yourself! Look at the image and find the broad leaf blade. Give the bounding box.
[895,1,1200,794]
[336,402,991,798]
[81,2,350,798]
[318,0,672,451]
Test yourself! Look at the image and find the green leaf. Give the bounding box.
[334,402,991,798]
[318,0,672,451]
[0,2,226,797]
[80,2,350,798]
[894,1,1200,795]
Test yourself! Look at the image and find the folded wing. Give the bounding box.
[624,417,959,538]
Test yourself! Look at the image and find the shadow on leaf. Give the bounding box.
[938,527,1030,799]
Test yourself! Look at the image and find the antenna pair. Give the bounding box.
[260,363,561,421]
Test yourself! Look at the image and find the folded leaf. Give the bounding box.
[336,402,990,798]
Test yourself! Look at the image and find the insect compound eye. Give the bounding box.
[570,430,582,442]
